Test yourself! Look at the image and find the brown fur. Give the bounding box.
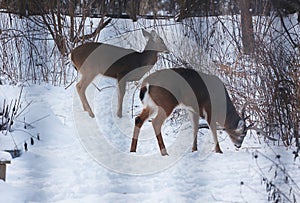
[131,68,247,155]
[71,30,168,118]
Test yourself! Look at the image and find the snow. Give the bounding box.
[0,81,299,203]
[0,151,11,162]
[0,14,299,203]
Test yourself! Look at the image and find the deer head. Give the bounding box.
[142,29,168,53]
[227,105,255,148]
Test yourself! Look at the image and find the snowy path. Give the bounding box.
[0,82,297,202]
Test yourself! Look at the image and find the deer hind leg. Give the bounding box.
[77,73,95,118]
[117,77,126,118]
[130,107,150,152]
[188,110,199,152]
[210,124,223,153]
[152,107,169,156]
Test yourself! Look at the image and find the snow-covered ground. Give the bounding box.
[0,79,299,203]
[0,12,299,202]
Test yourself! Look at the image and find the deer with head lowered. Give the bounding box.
[131,67,252,155]
[71,29,168,118]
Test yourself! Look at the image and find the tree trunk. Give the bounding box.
[240,0,255,54]
[69,0,75,43]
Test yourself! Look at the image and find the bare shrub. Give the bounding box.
[166,10,299,148]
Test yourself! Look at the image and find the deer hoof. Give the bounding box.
[192,147,198,152]
[161,148,169,156]
[215,145,223,154]
[117,112,122,118]
[88,111,95,118]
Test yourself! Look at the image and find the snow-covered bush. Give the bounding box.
[252,149,300,203]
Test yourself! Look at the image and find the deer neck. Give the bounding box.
[224,93,242,131]
[140,50,159,66]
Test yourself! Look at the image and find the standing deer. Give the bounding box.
[131,67,251,155]
[71,29,168,118]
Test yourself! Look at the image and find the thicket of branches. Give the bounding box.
[0,1,112,85]
[0,2,299,202]
[158,1,299,151]
[0,1,299,147]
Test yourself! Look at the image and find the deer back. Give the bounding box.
[141,68,229,125]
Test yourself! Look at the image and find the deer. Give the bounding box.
[130,67,252,156]
[70,29,168,118]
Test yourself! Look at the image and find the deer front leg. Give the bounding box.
[210,124,223,153]
[131,107,150,152]
[76,74,95,118]
[152,108,168,156]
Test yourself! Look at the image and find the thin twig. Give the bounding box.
[14,100,33,119]
[28,114,50,125]
[65,77,76,90]
[15,86,23,114]
[131,83,140,119]
[92,82,115,92]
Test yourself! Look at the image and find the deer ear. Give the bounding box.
[150,30,159,41]
[142,29,151,38]
[235,120,245,133]
[246,122,255,130]
[150,30,157,36]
